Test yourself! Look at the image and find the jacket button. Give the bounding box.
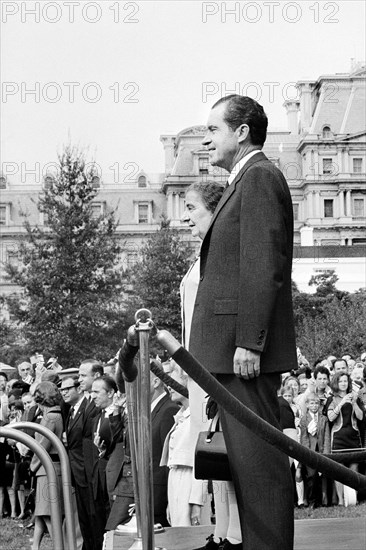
[260,330,265,335]
[259,334,264,340]
[257,341,262,346]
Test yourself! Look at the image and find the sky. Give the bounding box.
[1,0,365,186]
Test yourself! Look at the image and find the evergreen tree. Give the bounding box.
[129,217,192,345]
[4,147,128,367]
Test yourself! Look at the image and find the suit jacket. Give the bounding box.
[151,394,179,485]
[65,397,88,487]
[81,397,99,483]
[300,411,331,455]
[190,152,297,374]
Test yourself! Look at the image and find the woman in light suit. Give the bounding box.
[181,181,242,549]
[30,381,64,550]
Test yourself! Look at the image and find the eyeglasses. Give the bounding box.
[60,385,77,393]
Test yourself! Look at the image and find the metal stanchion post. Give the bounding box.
[12,422,76,550]
[0,427,64,550]
[133,309,155,550]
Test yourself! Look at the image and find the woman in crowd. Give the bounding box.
[181,181,242,549]
[327,372,364,505]
[30,381,64,550]
[160,360,211,527]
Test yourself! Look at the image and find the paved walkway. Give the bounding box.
[104,517,366,550]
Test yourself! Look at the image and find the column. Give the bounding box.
[339,191,345,217]
[167,193,173,219]
[174,193,180,220]
[306,191,313,218]
[314,191,320,217]
[337,149,342,174]
[346,191,352,216]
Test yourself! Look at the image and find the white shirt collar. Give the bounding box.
[104,404,115,417]
[227,150,262,185]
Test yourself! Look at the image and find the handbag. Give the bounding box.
[194,415,232,481]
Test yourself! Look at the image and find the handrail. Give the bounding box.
[0,427,64,550]
[11,422,76,550]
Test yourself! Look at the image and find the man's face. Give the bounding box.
[0,375,7,392]
[91,379,113,409]
[334,360,347,374]
[21,394,33,411]
[60,378,80,405]
[78,363,95,392]
[315,373,329,391]
[307,399,320,414]
[18,362,32,379]
[202,103,241,172]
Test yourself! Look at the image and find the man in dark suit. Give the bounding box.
[190,95,296,550]
[62,375,93,550]
[150,370,179,526]
[78,359,103,550]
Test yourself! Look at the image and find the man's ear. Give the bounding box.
[237,124,250,143]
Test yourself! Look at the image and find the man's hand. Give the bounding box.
[233,347,261,379]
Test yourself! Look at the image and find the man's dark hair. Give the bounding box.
[81,359,104,377]
[213,95,268,146]
[0,371,8,381]
[313,366,330,380]
[97,375,117,393]
[333,358,348,370]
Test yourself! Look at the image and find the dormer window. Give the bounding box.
[322,126,332,139]
[138,175,147,188]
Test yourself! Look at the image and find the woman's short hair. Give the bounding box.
[330,372,352,394]
[186,181,225,214]
[33,381,62,407]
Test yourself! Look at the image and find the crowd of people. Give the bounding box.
[0,349,365,549]
[0,96,365,550]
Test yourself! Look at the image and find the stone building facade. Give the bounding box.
[1,65,365,302]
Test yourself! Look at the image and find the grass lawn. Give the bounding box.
[0,517,52,550]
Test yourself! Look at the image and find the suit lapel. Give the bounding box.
[67,397,87,432]
[151,394,169,423]
[203,152,267,239]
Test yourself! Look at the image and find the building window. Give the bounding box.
[138,175,147,188]
[0,206,6,225]
[322,158,333,175]
[91,203,104,219]
[353,158,363,173]
[353,198,365,217]
[0,176,7,189]
[198,156,209,174]
[324,199,334,218]
[322,126,332,139]
[138,204,148,223]
[293,203,299,221]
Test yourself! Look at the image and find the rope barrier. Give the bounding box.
[157,329,366,492]
[149,359,189,399]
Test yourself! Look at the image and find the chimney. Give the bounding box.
[160,135,176,174]
[283,100,300,134]
[297,81,314,134]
